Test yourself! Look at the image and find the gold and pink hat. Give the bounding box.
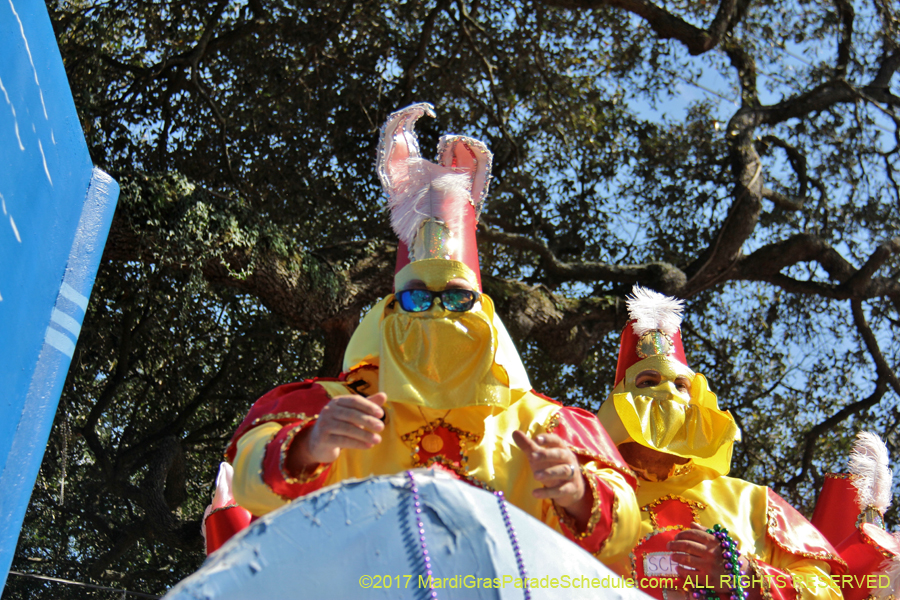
[376,103,492,291]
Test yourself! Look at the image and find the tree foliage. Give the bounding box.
[7,0,899,596]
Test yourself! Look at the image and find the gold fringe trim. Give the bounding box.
[641,494,707,529]
[278,420,327,485]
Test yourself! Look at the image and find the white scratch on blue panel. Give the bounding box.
[44,327,75,358]
[0,75,24,150]
[9,215,20,242]
[2,191,21,241]
[37,138,52,185]
[60,283,89,312]
[51,308,81,337]
[8,0,49,120]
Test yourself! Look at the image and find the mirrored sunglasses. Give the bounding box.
[396,289,480,313]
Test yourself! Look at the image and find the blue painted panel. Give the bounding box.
[0,0,119,589]
[166,471,652,600]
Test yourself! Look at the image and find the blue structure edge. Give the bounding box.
[0,167,119,591]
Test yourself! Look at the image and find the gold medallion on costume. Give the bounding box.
[400,415,481,479]
[421,432,444,453]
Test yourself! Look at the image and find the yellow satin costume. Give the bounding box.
[598,316,845,600]
[228,260,640,565]
[610,464,844,600]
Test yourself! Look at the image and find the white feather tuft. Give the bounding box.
[386,158,473,247]
[873,549,900,600]
[848,431,893,512]
[627,284,685,337]
[201,462,237,540]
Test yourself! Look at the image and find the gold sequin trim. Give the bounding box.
[250,411,314,428]
[594,488,620,559]
[544,411,562,434]
[401,419,480,469]
[641,494,707,529]
[553,465,600,540]
[417,454,478,483]
[858,523,895,559]
[278,420,327,485]
[205,503,241,518]
[765,506,844,564]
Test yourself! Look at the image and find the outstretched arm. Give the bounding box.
[512,430,592,529]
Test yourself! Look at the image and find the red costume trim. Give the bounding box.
[262,421,331,498]
[548,406,637,488]
[748,557,799,600]
[226,380,335,461]
[555,474,618,555]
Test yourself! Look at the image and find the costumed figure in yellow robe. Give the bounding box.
[597,285,847,600]
[209,103,640,565]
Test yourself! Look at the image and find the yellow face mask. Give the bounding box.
[598,356,740,476]
[378,294,510,410]
[343,259,523,410]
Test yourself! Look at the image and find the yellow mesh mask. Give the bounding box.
[343,259,530,409]
[597,356,740,476]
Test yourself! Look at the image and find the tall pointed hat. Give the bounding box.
[343,103,531,398]
[376,103,492,290]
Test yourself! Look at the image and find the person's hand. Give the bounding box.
[668,523,747,592]
[512,430,588,516]
[285,393,387,475]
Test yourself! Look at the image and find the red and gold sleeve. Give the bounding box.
[744,490,846,600]
[225,379,339,462]
[229,380,350,516]
[747,552,841,600]
[548,405,640,563]
[553,463,639,563]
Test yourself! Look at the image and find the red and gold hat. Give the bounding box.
[614,285,691,386]
[343,103,533,401]
[376,103,492,291]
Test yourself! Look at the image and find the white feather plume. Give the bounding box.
[386,157,473,247]
[873,549,900,600]
[627,284,685,337]
[848,431,893,512]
